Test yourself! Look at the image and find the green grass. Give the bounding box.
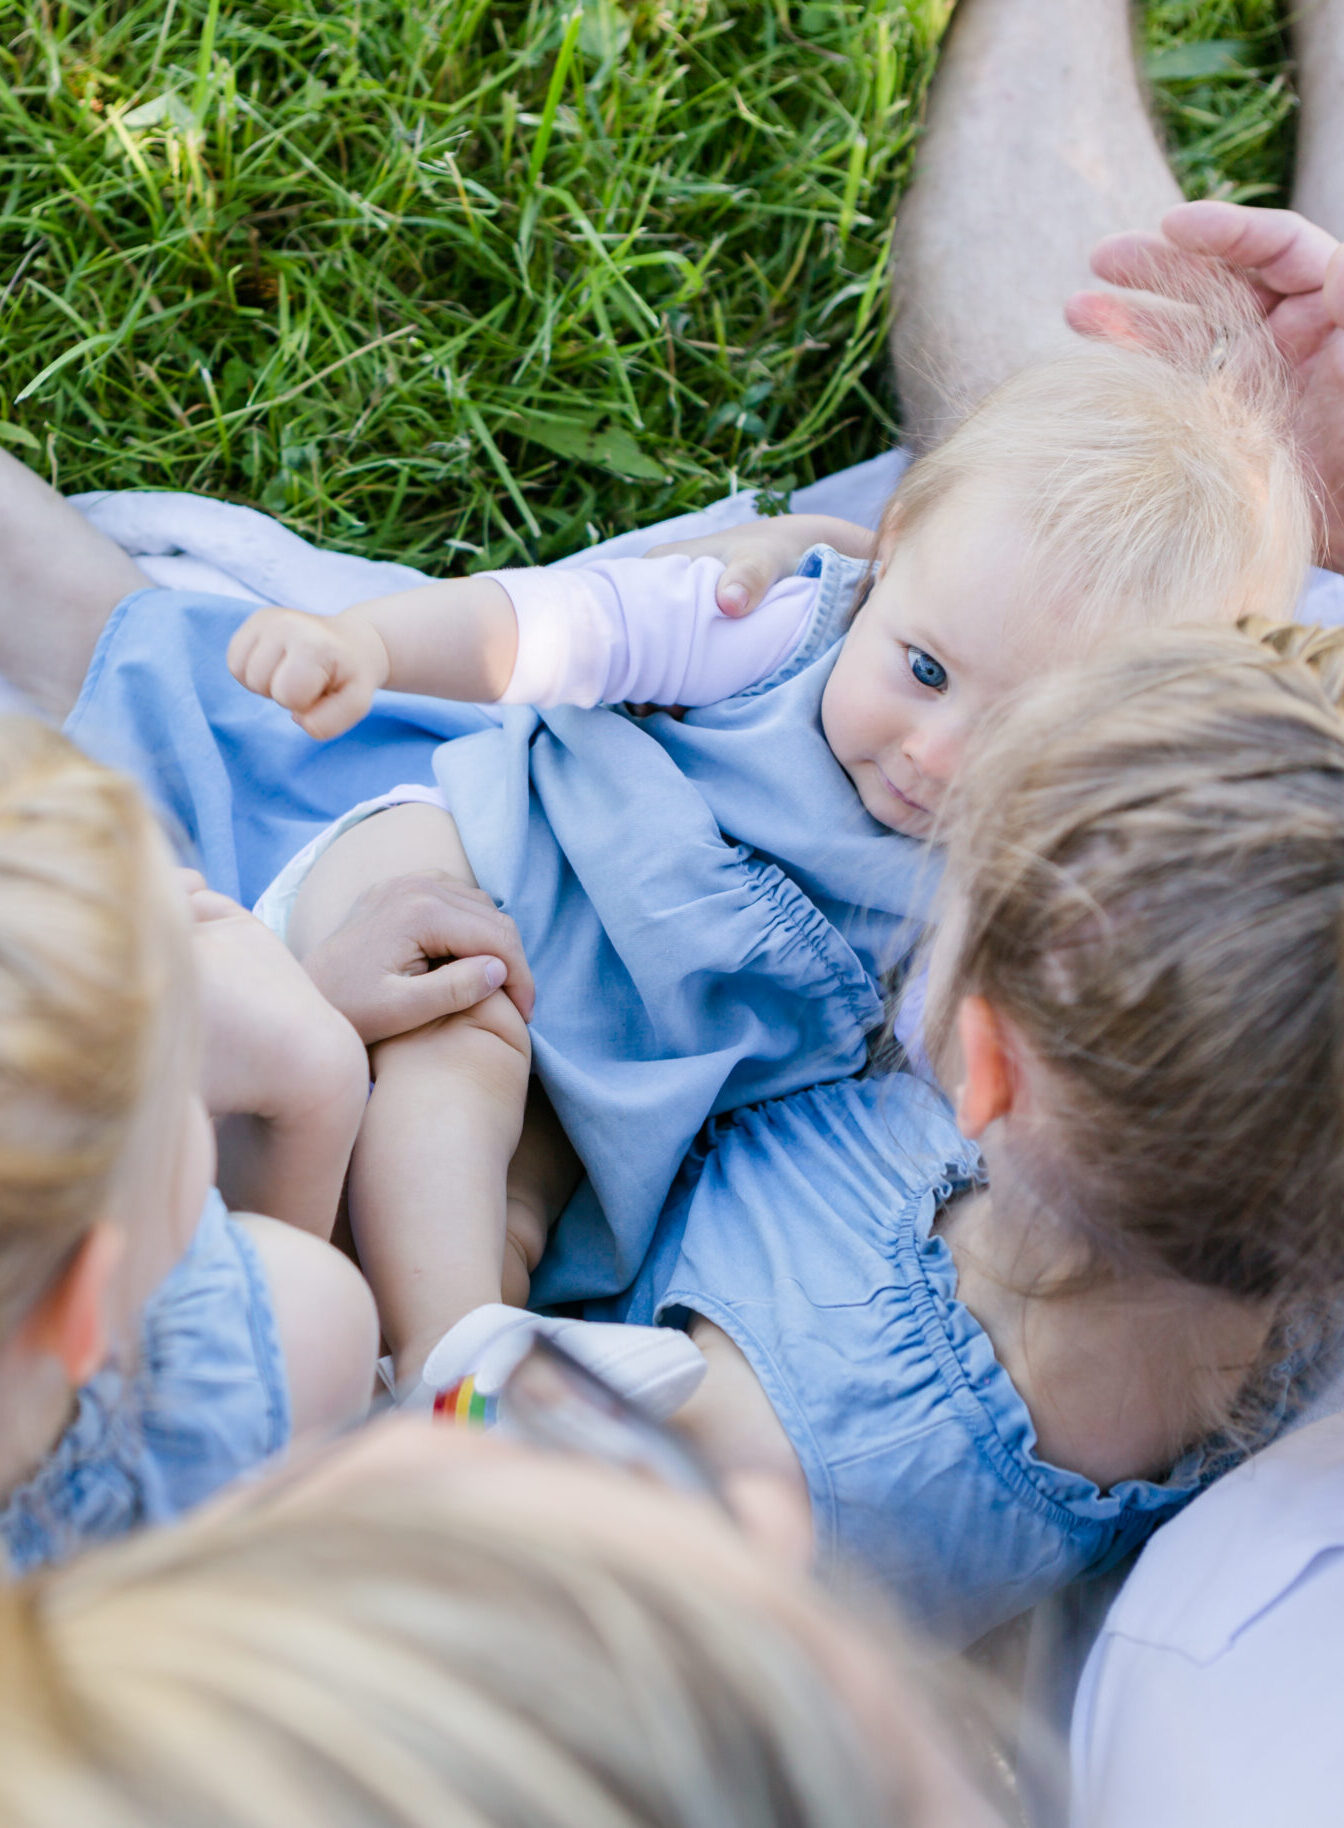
[1145,1,1294,203]
[0,1,1302,570]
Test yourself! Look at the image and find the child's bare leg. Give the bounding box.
[503,1079,581,1307]
[286,801,570,1375]
[353,989,530,1375]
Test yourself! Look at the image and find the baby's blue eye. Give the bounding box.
[907,646,948,692]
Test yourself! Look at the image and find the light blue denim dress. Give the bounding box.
[0,1191,290,1574]
[67,550,934,1304]
[607,1075,1201,1648]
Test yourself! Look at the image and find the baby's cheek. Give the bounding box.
[818,653,868,766]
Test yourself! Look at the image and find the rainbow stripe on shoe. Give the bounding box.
[431,1374,499,1428]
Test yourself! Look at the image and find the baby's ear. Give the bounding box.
[952,996,1017,1138]
[15,1222,123,1387]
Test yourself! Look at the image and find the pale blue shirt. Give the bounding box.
[1070,1406,1344,1827]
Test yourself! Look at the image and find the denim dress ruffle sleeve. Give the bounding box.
[605,1075,1203,1648]
[0,1192,289,1574]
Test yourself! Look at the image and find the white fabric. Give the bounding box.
[73,489,428,610]
[419,1302,707,1420]
[72,450,1344,631]
[69,451,907,608]
[1069,1407,1344,1827]
[488,555,816,708]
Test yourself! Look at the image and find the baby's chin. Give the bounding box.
[856,767,936,839]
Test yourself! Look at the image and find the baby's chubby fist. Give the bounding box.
[228,606,389,739]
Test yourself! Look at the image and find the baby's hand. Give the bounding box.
[647,514,877,617]
[228,607,389,739]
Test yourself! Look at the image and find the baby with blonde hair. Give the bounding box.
[0,720,376,1573]
[215,310,1316,1411]
[224,319,1316,1405]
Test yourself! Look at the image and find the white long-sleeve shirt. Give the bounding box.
[1070,1405,1344,1828]
[485,553,821,709]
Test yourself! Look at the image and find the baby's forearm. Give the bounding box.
[343,576,518,703]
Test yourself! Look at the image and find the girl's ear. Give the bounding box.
[953,995,1016,1139]
[15,1222,123,1387]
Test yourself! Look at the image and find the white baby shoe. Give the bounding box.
[418,1303,706,1420]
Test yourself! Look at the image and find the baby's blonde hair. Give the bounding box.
[0,1460,1004,1828]
[0,720,186,1346]
[883,321,1313,637]
[924,625,1344,1304]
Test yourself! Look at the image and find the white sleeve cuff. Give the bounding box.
[484,569,610,707]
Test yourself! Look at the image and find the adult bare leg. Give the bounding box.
[0,451,150,720]
[890,0,1183,450]
[1291,0,1344,241]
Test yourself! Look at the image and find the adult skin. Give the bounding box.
[696,3,1344,614]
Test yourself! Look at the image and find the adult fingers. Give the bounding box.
[1326,242,1344,331]
[1076,270,1337,374]
[1160,201,1341,299]
[713,555,778,617]
[645,531,769,615]
[397,875,536,1019]
[1065,286,1209,353]
[1089,229,1279,315]
[368,955,513,1041]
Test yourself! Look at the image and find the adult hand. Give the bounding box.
[647,513,876,617]
[301,872,536,1044]
[1068,202,1344,571]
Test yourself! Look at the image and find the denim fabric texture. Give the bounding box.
[608,1075,1202,1648]
[0,1191,289,1574]
[69,550,933,1304]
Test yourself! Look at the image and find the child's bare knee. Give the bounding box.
[236,1215,378,1435]
[368,989,530,1084]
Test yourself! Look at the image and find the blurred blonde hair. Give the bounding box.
[0,1456,1007,1828]
[923,625,1344,1305]
[0,719,189,1347]
[1239,611,1344,701]
[882,298,1314,637]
